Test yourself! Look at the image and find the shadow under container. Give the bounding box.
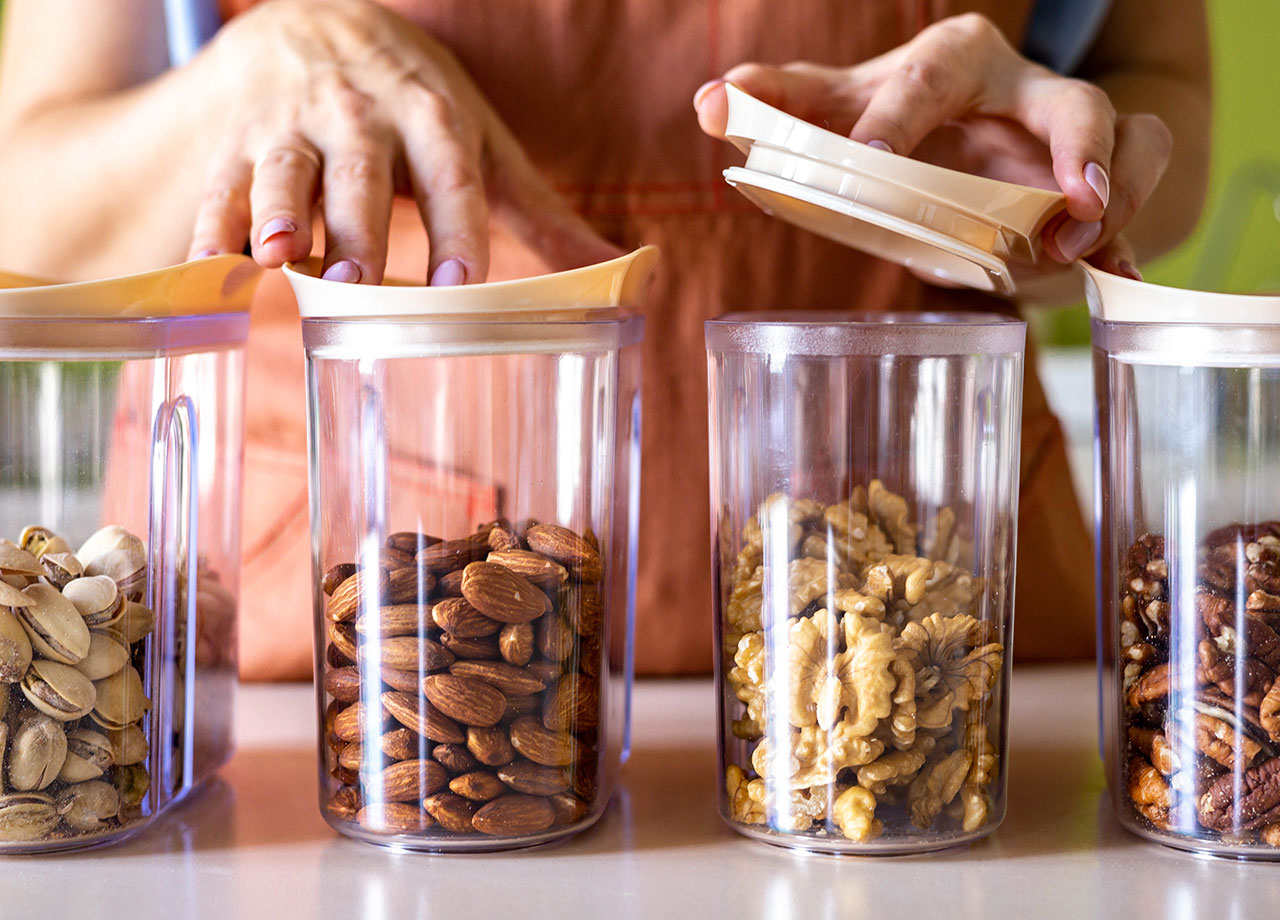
[0,259,255,852]
[298,293,644,851]
[706,312,1025,854]
[1092,269,1280,859]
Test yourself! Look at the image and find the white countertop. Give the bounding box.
[2,666,1278,918]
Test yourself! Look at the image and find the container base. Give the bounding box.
[324,803,608,854]
[725,817,1001,856]
[1119,818,1280,862]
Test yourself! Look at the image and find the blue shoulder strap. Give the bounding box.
[163,0,222,66]
[1021,0,1114,75]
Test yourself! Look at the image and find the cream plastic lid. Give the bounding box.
[721,84,1067,296]
[0,255,260,318]
[284,246,659,320]
[1084,263,1280,325]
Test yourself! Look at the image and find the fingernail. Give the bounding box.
[1119,260,1143,281]
[867,140,894,153]
[693,79,725,108]
[430,258,466,287]
[322,260,362,283]
[259,217,296,246]
[1054,220,1103,262]
[1084,162,1110,209]
[191,249,218,260]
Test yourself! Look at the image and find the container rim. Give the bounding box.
[705,311,1026,357]
[0,313,251,359]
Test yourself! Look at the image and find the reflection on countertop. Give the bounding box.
[0,669,1276,919]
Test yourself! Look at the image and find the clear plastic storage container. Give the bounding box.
[706,312,1025,854]
[0,257,257,852]
[288,251,652,851]
[1092,267,1280,858]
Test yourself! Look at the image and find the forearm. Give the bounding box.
[0,59,229,280]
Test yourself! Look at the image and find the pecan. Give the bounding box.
[1260,679,1280,741]
[1196,639,1273,707]
[1198,755,1280,832]
[1127,755,1173,830]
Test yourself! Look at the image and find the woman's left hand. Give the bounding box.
[694,13,1173,286]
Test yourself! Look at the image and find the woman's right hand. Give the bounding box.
[187,0,617,284]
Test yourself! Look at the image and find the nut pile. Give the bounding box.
[721,482,1004,843]
[0,525,154,845]
[1120,523,1280,845]
[322,520,604,841]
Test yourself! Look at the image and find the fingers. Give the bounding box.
[695,62,863,138]
[1091,114,1172,254]
[1087,234,1142,281]
[188,149,253,260]
[398,87,489,285]
[248,138,322,267]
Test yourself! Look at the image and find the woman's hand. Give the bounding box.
[694,12,1173,285]
[189,0,616,284]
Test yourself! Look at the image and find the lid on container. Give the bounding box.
[706,311,1026,357]
[719,84,1067,296]
[0,255,260,318]
[283,246,659,320]
[1084,263,1280,325]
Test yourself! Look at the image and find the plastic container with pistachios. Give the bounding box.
[1091,267,1280,858]
[288,249,654,851]
[0,257,258,852]
[706,312,1025,854]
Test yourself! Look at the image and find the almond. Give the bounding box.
[380,728,422,761]
[433,742,480,773]
[485,550,568,593]
[525,524,603,582]
[338,742,366,772]
[509,716,576,766]
[542,673,600,732]
[323,563,359,596]
[503,694,541,720]
[486,525,521,553]
[388,565,435,604]
[330,763,359,786]
[472,795,554,836]
[422,674,505,727]
[380,546,416,569]
[422,792,476,832]
[387,531,442,554]
[371,636,455,672]
[382,690,464,743]
[466,725,515,766]
[327,568,390,622]
[374,758,448,802]
[497,761,570,795]
[327,786,362,821]
[580,632,603,678]
[449,770,505,802]
[326,642,352,668]
[356,603,434,638]
[439,632,500,660]
[416,535,489,575]
[548,792,589,826]
[572,757,598,801]
[537,613,575,662]
[357,802,433,834]
[498,623,535,667]
[324,700,345,750]
[379,666,421,693]
[333,701,383,743]
[448,660,546,696]
[563,583,604,638]
[432,597,501,638]
[461,562,551,623]
[324,666,361,703]
[328,621,358,661]
[435,569,465,597]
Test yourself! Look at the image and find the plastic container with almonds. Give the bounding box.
[1091,267,1280,858]
[0,257,258,852]
[706,312,1025,854]
[291,249,654,851]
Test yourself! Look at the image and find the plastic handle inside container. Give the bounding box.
[284,246,661,320]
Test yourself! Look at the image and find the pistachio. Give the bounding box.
[16,583,91,664]
[59,729,115,783]
[9,715,67,791]
[62,575,123,628]
[56,780,120,832]
[117,602,156,644]
[0,580,33,609]
[78,525,147,600]
[0,722,7,792]
[91,665,149,729]
[74,631,130,681]
[112,763,150,809]
[106,724,147,766]
[17,526,59,558]
[0,540,43,577]
[0,608,33,683]
[76,526,145,573]
[0,793,58,841]
[21,660,97,721]
[40,552,84,591]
